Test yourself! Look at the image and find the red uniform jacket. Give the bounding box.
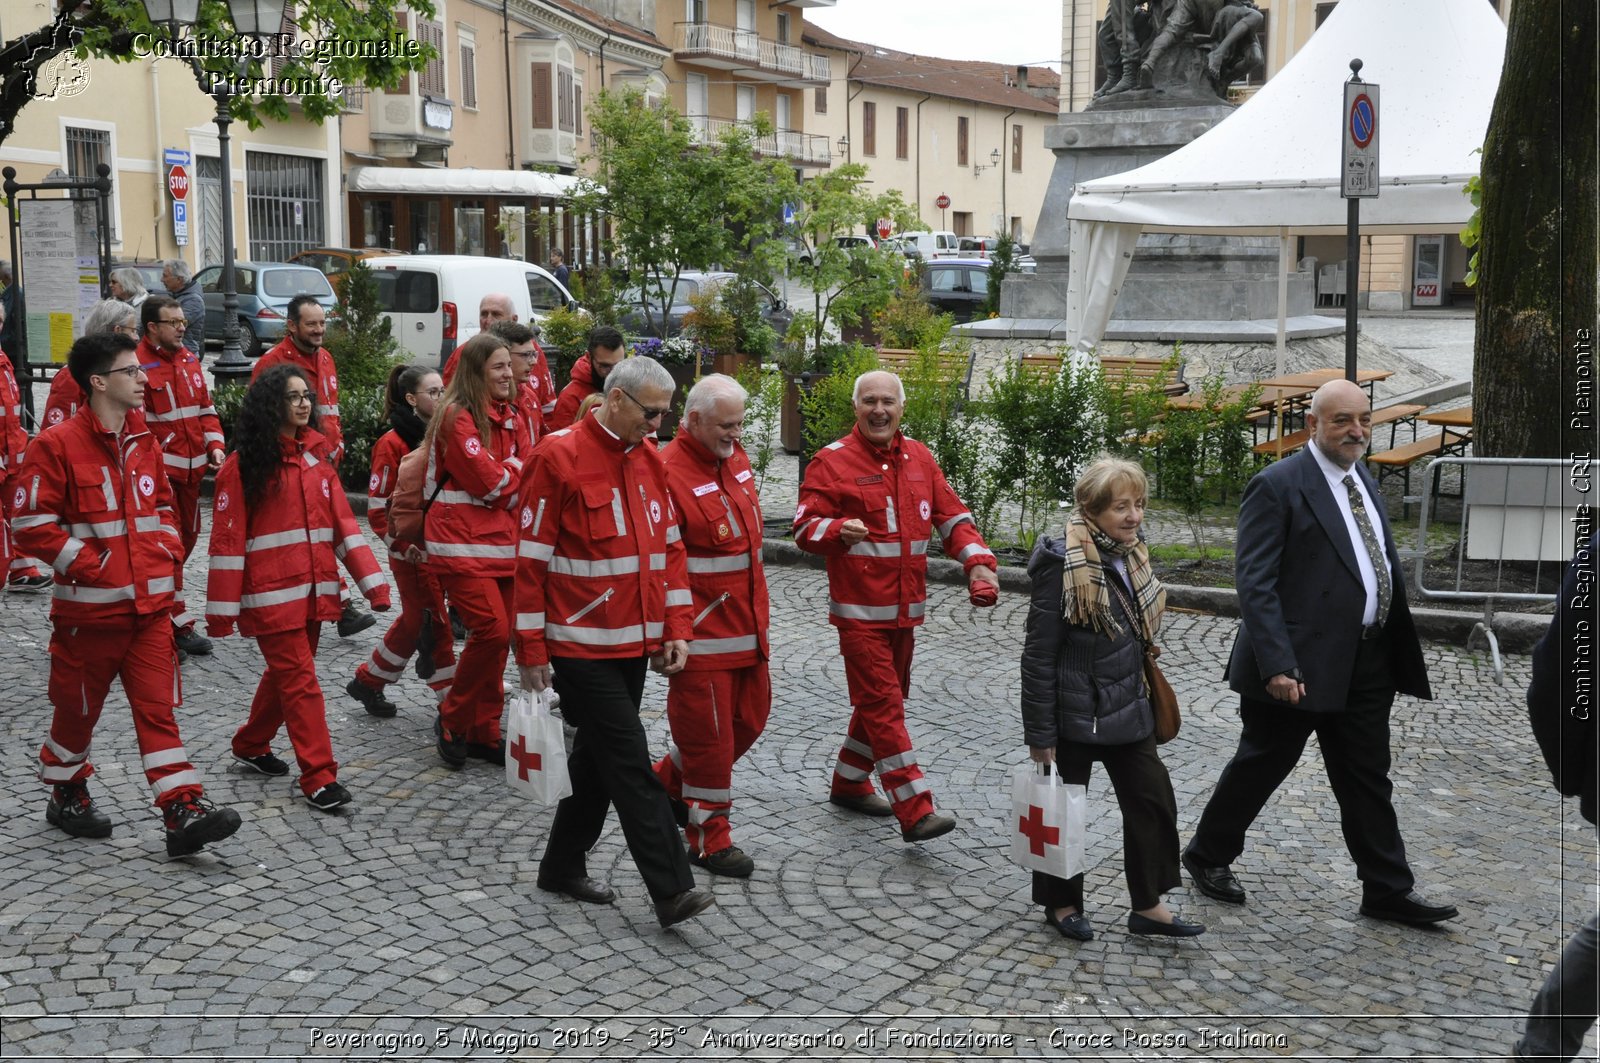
[41,368,86,431]
[794,426,995,629]
[253,340,343,464]
[513,380,544,448]
[661,431,769,671]
[11,405,182,624]
[514,414,692,666]
[423,403,530,578]
[443,339,556,422]
[0,351,25,567]
[549,353,599,430]
[205,428,389,638]
[138,336,224,484]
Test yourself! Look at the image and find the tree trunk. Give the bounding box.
[1471,0,1598,458]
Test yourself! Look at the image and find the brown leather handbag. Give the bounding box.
[1143,650,1181,745]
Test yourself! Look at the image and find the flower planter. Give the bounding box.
[711,352,755,378]
[658,353,713,440]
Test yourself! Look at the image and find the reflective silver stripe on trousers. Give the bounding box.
[683,783,730,803]
[888,777,930,803]
[209,600,241,616]
[686,554,749,573]
[375,643,406,667]
[40,763,84,782]
[667,740,683,769]
[833,760,871,782]
[142,746,191,771]
[688,634,758,655]
[45,736,87,763]
[150,769,203,796]
[549,554,639,577]
[843,737,873,758]
[938,512,975,538]
[876,750,918,772]
[828,600,899,621]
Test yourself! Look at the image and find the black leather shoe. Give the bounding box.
[465,741,506,767]
[537,875,616,905]
[46,782,113,839]
[1128,912,1206,937]
[1359,890,1459,926]
[830,792,894,817]
[1044,907,1093,941]
[337,601,377,638]
[1183,850,1246,904]
[690,845,755,878]
[654,888,716,928]
[902,812,957,843]
[346,678,398,719]
[174,628,213,656]
[436,729,467,770]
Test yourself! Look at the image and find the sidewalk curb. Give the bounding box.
[760,537,1549,655]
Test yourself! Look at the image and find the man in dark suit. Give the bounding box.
[1183,379,1458,926]
[1515,531,1598,1060]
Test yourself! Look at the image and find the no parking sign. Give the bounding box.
[1341,79,1379,198]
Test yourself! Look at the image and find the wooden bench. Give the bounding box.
[876,347,977,404]
[1366,428,1473,514]
[1099,356,1188,398]
[1019,352,1063,378]
[1253,403,1426,458]
[1450,281,1475,308]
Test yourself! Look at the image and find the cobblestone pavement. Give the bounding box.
[0,503,1591,1062]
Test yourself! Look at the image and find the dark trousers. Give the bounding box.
[1033,733,1181,911]
[1516,911,1600,1060]
[1187,638,1414,900]
[539,656,695,902]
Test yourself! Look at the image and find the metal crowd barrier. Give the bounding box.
[1412,456,1580,684]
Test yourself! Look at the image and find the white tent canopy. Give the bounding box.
[348,166,590,198]
[1062,0,1506,352]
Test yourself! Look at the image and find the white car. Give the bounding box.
[367,255,578,365]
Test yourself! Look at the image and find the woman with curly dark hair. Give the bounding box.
[346,363,455,718]
[423,332,531,769]
[206,364,391,812]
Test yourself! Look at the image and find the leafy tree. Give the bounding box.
[980,233,1021,318]
[575,88,797,338]
[1470,0,1597,458]
[0,0,435,144]
[325,259,401,488]
[788,165,920,355]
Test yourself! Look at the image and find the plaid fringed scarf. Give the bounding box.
[1060,513,1166,644]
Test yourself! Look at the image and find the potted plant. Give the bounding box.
[683,285,739,377]
[629,335,710,439]
[720,276,779,377]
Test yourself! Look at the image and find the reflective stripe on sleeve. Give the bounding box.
[938,512,975,538]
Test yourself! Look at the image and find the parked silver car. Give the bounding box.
[196,262,338,358]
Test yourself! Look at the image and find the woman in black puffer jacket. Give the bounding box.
[1020,456,1203,942]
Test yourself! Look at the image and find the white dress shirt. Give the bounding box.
[1308,439,1387,626]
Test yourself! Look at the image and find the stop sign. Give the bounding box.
[168,165,189,201]
[935,194,951,209]
[876,217,892,239]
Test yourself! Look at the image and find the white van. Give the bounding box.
[892,231,962,260]
[368,255,578,365]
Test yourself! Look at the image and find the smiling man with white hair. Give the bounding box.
[794,369,999,844]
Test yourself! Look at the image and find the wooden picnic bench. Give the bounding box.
[1252,402,1425,458]
[1366,427,1473,514]
[876,347,977,403]
[1100,355,1189,397]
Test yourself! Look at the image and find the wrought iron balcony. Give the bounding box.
[684,115,837,166]
[673,23,830,85]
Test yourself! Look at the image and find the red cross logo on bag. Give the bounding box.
[1019,804,1059,856]
[509,735,542,781]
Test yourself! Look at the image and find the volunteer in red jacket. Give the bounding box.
[488,319,544,445]
[347,363,456,718]
[14,332,241,856]
[1,298,53,592]
[253,295,374,639]
[549,326,625,429]
[425,332,531,768]
[206,365,391,811]
[441,296,557,428]
[650,374,770,878]
[136,295,225,657]
[515,355,716,930]
[794,369,999,843]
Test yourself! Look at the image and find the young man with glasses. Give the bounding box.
[551,326,626,430]
[137,295,225,658]
[12,332,241,856]
[514,355,716,930]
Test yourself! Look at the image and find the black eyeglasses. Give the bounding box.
[97,364,146,381]
[619,389,668,421]
[284,391,314,406]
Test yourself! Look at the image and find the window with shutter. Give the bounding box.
[574,85,583,135]
[558,69,574,132]
[896,107,908,159]
[862,101,876,156]
[419,20,446,97]
[1011,123,1022,170]
[957,116,968,167]
[815,86,827,114]
[532,62,553,129]
[460,42,477,109]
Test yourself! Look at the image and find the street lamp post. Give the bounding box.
[140,0,282,386]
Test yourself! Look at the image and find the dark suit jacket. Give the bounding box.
[1527,531,1598,825]
[1225,446,1432,712]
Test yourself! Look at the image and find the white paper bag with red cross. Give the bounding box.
[1008,762,1086,878]
[505,689,572,805]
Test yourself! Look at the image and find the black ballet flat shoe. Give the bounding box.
[1128,912,1206,937]
[1044,907,1094,941]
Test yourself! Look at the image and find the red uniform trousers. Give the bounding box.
[39,614,202,808]
[234,621,337,796]
[437,574,512,746]
[830,628,935,831]
[354,558,457,703]
[653,662,772,854]
[168,476,203,630]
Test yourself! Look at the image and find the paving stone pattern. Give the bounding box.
[0,500,1590,1061]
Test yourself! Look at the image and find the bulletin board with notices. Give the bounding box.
[20,199,103,365]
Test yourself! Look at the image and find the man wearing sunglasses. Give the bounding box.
[13,332,242,857]
[136,295,225,658]
[514,355,715,930]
